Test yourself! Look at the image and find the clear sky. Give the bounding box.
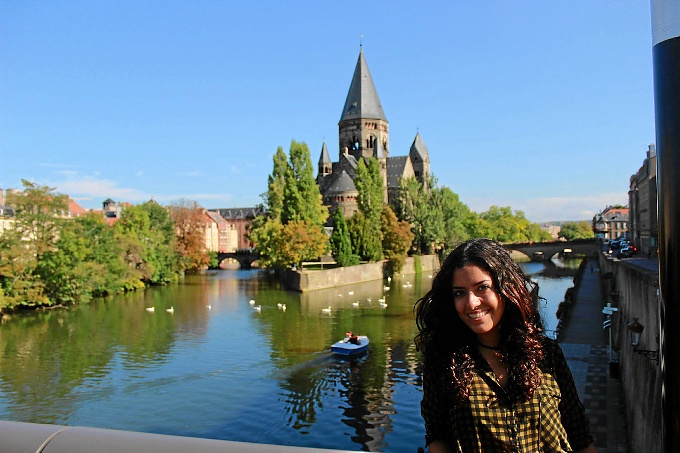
[1,1,655,223]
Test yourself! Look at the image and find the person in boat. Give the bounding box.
[414,238,596,453]
[345,331,360,344]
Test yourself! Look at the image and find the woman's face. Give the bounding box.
[452,264,505,344]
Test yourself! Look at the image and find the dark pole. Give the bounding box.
[651,1,680,451]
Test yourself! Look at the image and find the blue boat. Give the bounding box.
[331,335,369,356]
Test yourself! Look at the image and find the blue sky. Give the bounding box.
[1,1,655,223]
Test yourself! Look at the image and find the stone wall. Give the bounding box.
[599,254,661,453]
[281,255,440,292]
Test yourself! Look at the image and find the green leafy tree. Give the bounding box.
[282,140,328,226]
[264,146,288,221]
[37,213,128,304]
[114,204,154,282]
[138,200,179,284]
[381,205,414,273]
[559,221,594,241]
[330,209,359,266]
[396,176,444,254]
[0,180,69,307]
[351,158,383,261]
[251,140,329,269]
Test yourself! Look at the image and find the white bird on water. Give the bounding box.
[384,286,390,291]
[281,304,287,311]
[348,291,354,295]
[207,305,212,310]
[166,307,174,313]
[322,306,332,314]
[352,301,360,307]
[145,307,155,312]
[249,299,256,305]
[254,305,262,312]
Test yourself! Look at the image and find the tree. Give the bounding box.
[330,209,359,266]
[396,176,443,254]
[381,205,414,273]
[274,220,329,269]
[559,221,594,241]
[0,180,69,307]
[264,146,288,221]
[352,158,384,261]
[282,140,328,226]
[138,200,179,284]
[250,140,329,269]
[169,199,210,272]
[37,213,129,304]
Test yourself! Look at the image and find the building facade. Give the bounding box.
[316,48,431,221]
[593,206,629,241]
[628,144,658,256]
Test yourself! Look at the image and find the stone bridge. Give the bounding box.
[505,239,598,262]
[216,250,259,269]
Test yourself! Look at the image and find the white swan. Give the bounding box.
[352,301,360,307]
[249,299,256,305]
[348,291,354,295]
[166,307,174,313]
[254,305,262,312]
[378,298,385,303]
[321,306,332,313]
[384,286,390,291]
[145,307,155,312]
[281,304,286,311]
[380,302,388,309]
[206,305,212,310]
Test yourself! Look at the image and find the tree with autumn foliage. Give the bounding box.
[169,199,211,272]
[381,205,414,274]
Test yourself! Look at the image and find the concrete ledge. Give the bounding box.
[281,255,440,292]
[0,420,356,453]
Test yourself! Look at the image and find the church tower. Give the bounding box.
[318,141,332,176]
[338,47,389,163]
[409,132,431,189]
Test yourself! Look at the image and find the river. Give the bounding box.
[0,257,582,451]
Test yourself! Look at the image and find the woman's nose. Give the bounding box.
[464,291,481,308]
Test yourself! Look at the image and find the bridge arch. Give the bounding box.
[216,250,259,269]
[505,239,597,262]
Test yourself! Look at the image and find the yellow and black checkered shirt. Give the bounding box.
[421,338,594,452]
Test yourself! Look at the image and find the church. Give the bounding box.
[316,47,431,221]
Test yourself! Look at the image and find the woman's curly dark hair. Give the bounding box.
[415,238,545,404]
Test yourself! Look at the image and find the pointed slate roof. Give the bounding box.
[409,132,429,163]
[318,141,331,165]
[340,48,387,122]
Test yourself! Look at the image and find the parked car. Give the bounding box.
[619,246,635,258]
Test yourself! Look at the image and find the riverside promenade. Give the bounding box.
[557,257,628,452]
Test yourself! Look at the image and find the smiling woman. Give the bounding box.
[414,238,596,453]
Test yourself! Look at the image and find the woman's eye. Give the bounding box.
[453,290,465,297]
[478,284,490,292]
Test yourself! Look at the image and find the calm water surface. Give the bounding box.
[0,257,581,451]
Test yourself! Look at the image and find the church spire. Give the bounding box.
[339,48,387,122]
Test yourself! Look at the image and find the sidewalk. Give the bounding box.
[557,258,628,453]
